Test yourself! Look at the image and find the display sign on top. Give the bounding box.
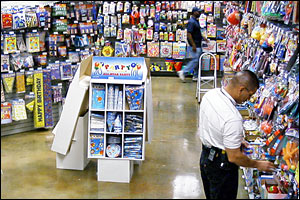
[91,57,147,82]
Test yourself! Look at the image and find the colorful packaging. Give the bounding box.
[1,80,5,102]
[33,70,45,128]
[12,12,27,29]
[172,42,186,59]
[125,85,144,110]
[15,71,26,93]
[43,69,53,128]
[90,134,104,156]
[1,102,12,124]
[1,13,13,29]
[147,42,160,57]
[26,32,40,53]
[92,84,106,110]
[2,73,15,93]
[1,54,10,72]
[160,42,173,58]
[60,61,73,80]
[4,33,17,54]
[11,99,27,121]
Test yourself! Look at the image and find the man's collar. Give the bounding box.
[221,87,237,106]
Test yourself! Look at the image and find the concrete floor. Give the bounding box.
[1,76,248,199]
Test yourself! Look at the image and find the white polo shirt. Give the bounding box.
[197,87,243,150]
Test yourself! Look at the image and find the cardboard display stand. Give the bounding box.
[56,112,90,170]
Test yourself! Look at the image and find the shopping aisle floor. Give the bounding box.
[1,77,248,199]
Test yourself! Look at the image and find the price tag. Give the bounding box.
[44,28,48,31]
[20,30,25,33]
[74,21,78,24]
[60,17,64,19]
[42,52,47,55]
[71,35,75,38]
[32,29,37,33]
[76,49,80,52]
[9,31,15,35]
[63,31,68,34]
[55,61,60,64]
[90,33,94,36]
[54,32,58,35]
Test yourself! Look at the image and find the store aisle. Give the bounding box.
[1,77,248,199]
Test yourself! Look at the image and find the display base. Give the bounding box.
[56,112,90,170]
[97,159,133,183]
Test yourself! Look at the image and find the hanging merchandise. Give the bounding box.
[25,32,40,53]
[130,5,140,25]
[52,3,67,16]
[147,41,159,57]
[172,42,186,59]
[207,15,214,24]
[1,102,12,124]
[52,84,63,103]
[1,80,5,103]
[202,40,216,52]
[11,99,27,121]
[207,24,217,38]
[146,28,153,40]
[4,33,17,54]
[1,12,13,29]
[25,9,39,28]
[24,92,35,113]
[102,42,114,57]
[122,14,130,24]
[115,41,130,57]
[216,40,227,53]
[1,54,10,72]
[2,73,15,94]
[60,61,73,80]
[216,27,226,40]
[25,70,34,86]
[160,42,173,58]
[15,71,26,93]
[10,53,23,71]
[227,10,241,26]
[33,70,45,128]
[12,11,27,29]
[204,2,213,13]
[214,1,221,18]
[109,2,116,15]
[16,33,27,52]
[116,2,124,12]
[43,69,53,128]
[124,2,131,13]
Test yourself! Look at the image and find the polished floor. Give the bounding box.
[1,76,248,199]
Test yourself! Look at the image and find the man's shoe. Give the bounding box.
[177,71,185,82]
[192,77,198,82]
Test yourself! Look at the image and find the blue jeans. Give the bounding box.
[183,47,202,77]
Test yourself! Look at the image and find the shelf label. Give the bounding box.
[91,57,147,82]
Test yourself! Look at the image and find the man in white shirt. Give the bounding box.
[198,70,275,199]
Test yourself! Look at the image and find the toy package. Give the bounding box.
[1,13,13,29]
[71,64,80,77]
[90,134,104,156]
[216,27,226,40]
[1,102,12,124]
[216,40,226,53]
[125,85,144,110]
[21,53,34,68]
[204,1,213,13]
[39,31,46,51]
[214,2,221,18]
[1,80,5,103]
[26,32,40,53]
[58,46,67,57]
[115,41,130,57]
[4,33,17,54]
[53,19,68,32]
[33,70,45,128]
[202,40,216,52]
[1,54,10,72]
[10,53,23,71]
[147,42,160,57]
[172,42,186,59]
[52,4,67,16]
[15,71,26,93]
[12,11,27,29]
[92,84,105,110]
[207,24,217,38]
[160,42,173,58]
[25,70,34,86]
[2,73,15,93]
[43,69,53,128]
[52,84,63,103]
[60,61,73,80]
[16,33,27,52]
[68,51,80,63]
[25,10,39,28]
[207,15,214,23]
[11,99,27,121]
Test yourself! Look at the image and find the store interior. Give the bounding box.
[1,1,299,199]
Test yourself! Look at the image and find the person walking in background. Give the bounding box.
[177,7,209,82]
[198,70,276,199]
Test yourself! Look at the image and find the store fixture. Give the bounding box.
[88,56,148,182]
[223,1,299,199]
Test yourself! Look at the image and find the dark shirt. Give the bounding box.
[187,16,202,48]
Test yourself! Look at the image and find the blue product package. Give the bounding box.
[92,84,105,109]
[90,134,104,156]
[125,85,144,110]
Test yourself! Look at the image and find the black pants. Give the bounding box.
[200,145,239,199]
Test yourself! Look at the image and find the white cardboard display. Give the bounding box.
[97,159,133,183]
[56,112,90,170]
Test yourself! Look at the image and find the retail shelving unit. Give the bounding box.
[88,56,148,182]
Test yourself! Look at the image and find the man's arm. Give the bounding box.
[187,32,197,52]
[225,147,276,172]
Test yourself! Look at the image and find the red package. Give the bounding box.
[2,13,13,29]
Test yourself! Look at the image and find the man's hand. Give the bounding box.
[192,45,197,52]
[256,160,276,172]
